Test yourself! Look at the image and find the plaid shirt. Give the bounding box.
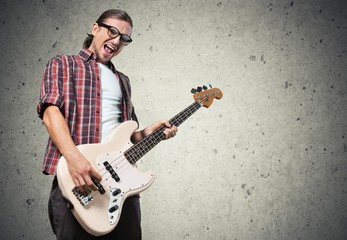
[37,49,136,175]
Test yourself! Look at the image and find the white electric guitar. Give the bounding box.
[56,87,223,236]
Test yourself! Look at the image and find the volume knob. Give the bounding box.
[109,205,119,213]
[112,188,122,196]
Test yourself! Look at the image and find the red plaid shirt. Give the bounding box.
[37,49,136,175]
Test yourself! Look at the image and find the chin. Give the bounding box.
[95,54,109,64]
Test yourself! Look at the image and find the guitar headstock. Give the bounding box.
[192,86,223,108]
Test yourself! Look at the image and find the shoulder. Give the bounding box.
[46,54,77,65]
[47,49,91,64]
[45,53,86,70]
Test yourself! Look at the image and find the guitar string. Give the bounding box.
[88,91,215,198]
[89,92,213,198]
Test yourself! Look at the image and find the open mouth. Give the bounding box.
[104,44,116,54]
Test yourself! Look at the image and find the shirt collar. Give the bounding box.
[79,48,116,73]
[79,48,96,61]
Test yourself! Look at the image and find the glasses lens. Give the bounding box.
[121,35,132,45]
[108,27,120,38]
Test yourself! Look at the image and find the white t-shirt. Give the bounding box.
[98,63,122,143]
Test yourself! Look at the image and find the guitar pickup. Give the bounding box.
[103,161,120,182]
[92,178,105,194]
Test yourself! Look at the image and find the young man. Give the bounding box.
[37,9,177,240]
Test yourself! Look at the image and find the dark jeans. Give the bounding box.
[48,177,142,240]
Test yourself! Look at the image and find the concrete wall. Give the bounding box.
[0,0,346,239]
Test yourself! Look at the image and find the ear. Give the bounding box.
[91,22,99,36]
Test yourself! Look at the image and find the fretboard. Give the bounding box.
[124,101,202,164]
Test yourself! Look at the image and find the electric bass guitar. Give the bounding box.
[56,87,223,236]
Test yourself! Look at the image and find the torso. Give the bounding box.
[98,63,123,142]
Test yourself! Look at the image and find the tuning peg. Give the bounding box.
[203,85,208,90]
[191,88,197,94]
[197,86,202,92]
[209,84,213,88]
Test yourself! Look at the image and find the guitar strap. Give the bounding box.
[117,71,138,124]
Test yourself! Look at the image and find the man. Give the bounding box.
[37,9,177,240]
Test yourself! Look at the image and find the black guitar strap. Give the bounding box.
[117,71,138,124]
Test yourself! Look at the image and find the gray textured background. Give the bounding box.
[0,0,347,239]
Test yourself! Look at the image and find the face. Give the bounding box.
[89,18,132,64]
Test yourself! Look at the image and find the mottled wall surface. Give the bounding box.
[0,0,346,239]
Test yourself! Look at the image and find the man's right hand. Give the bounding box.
[43,106,102,192]
[64,148,102,192]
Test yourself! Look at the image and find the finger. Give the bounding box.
[84,175,98,191]
[82,185,92,195]
[170,126,177,133]
[90,169,102,182]
[164,127,177,139]
[159,120,170,128]
[164,121,172,128]
[72,177,81,189]
[74,176,89,194]
[76,175,85,188]
[89,168,103,191]
[169,128,176,137]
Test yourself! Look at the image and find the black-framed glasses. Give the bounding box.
[97,22,132,46]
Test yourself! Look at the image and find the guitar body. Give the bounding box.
[56,121,155,236]
[56,87,222,236]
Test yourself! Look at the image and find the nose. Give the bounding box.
[111,35,121,45]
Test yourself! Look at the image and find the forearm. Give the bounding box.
[131,130,145,144]
[42,106,79,160]
[131,121,177,144]
[130,123,159,144]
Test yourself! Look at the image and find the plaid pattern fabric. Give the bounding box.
[37,49,135,175]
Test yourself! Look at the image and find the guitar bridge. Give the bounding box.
[72,187,93,206]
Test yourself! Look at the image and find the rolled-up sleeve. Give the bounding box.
[37,57,65,119]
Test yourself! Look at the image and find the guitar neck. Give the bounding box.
[125,101,202,164]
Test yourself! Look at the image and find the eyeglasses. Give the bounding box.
[97,22,132,46]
